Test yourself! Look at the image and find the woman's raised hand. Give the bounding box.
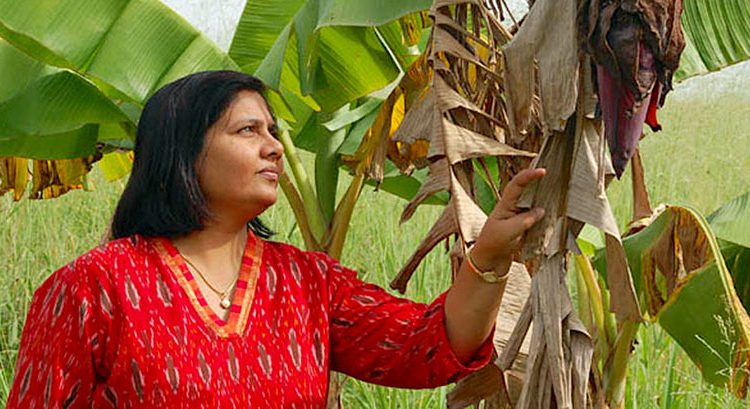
[470,168,547,271]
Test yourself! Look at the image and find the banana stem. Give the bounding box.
[575,254,611,348]
[326,173,365,259]
[575,254,613,370]
[574,259,593,332]
[278,173,321,251]
[599,274,618,346]
[605,319,639,409]
[277,125,327,243]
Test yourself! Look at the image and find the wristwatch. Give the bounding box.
[466,250,510,284]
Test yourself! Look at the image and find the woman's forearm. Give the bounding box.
[442,168,545,363]
[444,255,511,363]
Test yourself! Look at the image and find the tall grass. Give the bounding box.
[1,65,749,407]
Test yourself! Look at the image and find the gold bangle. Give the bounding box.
[466,251,509,284]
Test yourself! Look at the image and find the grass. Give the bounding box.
[1,65,749,407]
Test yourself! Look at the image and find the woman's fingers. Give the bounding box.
[478,207,545,261]
[508,207,545,235]
[501,168,546,211]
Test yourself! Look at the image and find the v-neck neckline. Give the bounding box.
[151,231,263,338]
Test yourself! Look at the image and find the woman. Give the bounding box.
[7,71,545,408]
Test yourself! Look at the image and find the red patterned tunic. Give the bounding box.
[7,231,493,408]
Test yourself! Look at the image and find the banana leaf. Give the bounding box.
[708,191,750,312]
[98,150,134,182]
[0,0,237,104]
[593,205,750,395]
[676,0,750,80]
[0,0,238,195]
[230,0,431,112]
[0,39,129,159]
[708,191,750,249]
[365,161,449,206]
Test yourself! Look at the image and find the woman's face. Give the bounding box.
[198,90,284,221]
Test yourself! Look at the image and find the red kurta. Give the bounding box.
[7,231,493,408]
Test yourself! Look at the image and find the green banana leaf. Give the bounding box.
[593,205,750,395]
[229,0,305,74]
[230,0,430,112]
[0,0,237,104]
[365,162,449,206]
[708,191,750,311]
[0,0,236,159]
[718,240,750,313]
[708,191,750,249]
[676,0,750,80]
[472,158,502,215]
[0,39,129,159]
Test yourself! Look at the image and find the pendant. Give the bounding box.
[220,297,231,309]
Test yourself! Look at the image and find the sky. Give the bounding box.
[161,0,244,51]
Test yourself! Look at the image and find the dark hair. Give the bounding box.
[111,71,275,240]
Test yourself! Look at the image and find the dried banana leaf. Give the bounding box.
[496,0,639,407]
[0,157,28,201]
[385,0,535,293]
[0,156,99,200]
[503,0,580,136]
[28,157,98,199]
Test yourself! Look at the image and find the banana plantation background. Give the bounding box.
[1,0,749,408]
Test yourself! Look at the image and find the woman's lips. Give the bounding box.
[258,168,279,182]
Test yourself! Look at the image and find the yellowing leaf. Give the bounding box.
[28,157,98,200]
[0,157,29,201]
[98,150,134,182]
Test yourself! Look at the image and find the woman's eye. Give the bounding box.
[240,126,256,134]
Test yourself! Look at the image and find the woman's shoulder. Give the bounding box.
[261,240,356,284]
[36,235,152,297]
[75,235,153,272]
[262,240,342,274]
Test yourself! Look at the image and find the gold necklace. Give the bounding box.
[182,257,239,310]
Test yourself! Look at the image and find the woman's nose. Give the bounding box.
[263,131,284,159]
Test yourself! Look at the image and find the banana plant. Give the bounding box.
[0,0,434,245]
[1,0,747,213]
[0,37,128,198]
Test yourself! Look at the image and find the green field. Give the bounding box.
[1,65,749,407]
